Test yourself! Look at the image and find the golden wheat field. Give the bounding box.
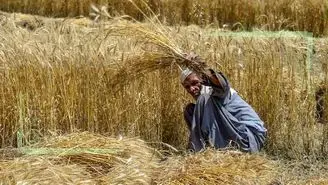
[0,0,327,36]
[0,0,328,184]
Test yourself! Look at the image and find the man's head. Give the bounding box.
[181,68,203,99]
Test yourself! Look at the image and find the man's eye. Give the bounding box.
[191,81,199,86]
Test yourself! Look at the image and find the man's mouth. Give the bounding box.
[192,91,200,97]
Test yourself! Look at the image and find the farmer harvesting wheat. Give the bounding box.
[181,53,267,153]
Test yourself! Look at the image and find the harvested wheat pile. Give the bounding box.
[34,132,160,182]
[0,132,160,185]
[154,149,278,185]
[4,12,45,30]
[0,10,96,31]
[0,157,95,185]
[2,133,326,185]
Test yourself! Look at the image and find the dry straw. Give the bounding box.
[1,133,328,184]
[0,132,160,184]
[0,132,280,185]
[154,149,278,185]
[0,157,96,185]
[32,132,160,177]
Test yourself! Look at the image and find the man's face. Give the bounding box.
[182,73,203,99]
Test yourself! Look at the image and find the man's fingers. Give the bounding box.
[185,52,198,61]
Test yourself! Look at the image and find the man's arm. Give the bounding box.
[205,69,221,87]
[202,69,231,100]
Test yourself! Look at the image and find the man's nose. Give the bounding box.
[190,86,197,92]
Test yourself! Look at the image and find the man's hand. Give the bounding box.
[183,52,220,87]
[202,69,221,88]
[184,52,199,62]
[183,52,208,74]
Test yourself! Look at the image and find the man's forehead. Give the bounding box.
[180,68,193,83]
[183,73,200,84]
[186,72,197,79]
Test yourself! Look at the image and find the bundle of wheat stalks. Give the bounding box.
[0,132,160,184]
[104,18,210,88]
[0,132,279,185]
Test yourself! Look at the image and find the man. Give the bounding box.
[181,65,267,153]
